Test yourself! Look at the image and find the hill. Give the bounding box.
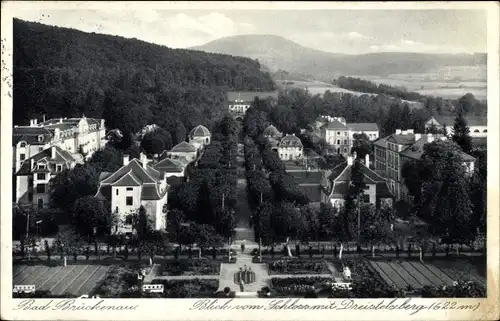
[191,35,486,81]
[13,19,275,141]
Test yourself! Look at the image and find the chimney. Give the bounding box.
[407,129,414,134]
[365,154,370,168]
[42,114,46,122]
[60,118,63,123]
[51,146,56,159]
[347,156,354,166]
[415,133,422,141]
[395,129,402,135]
[140,153,147,168]
[123,154,130,166]
[31,158,34,170]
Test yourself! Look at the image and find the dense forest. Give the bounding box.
[334,76,487,116]
[13,19,275,143]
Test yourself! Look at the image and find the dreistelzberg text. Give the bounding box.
[190,298,481,315]
[14,299,139,311]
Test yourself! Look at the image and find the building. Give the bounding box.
[321,153,394,209]
[13,115,107,171]
[13,127,54,172]
[374,129,476,201]
[167,142,198,162]
[227,91,278,120]
[263,125,283,140]
[15,146,77,209]
[316,116,379,155]
[277,134,304,161]
[285,161,325,208]
[154,157,187,179]
[95,154,168,234]
[348,123,380,141]
[188,125,211,150]
[425,115,487,138]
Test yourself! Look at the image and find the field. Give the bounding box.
[367,259,486,290]
[13,264,111,296]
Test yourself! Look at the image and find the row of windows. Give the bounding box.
[115,187,134,195]
[472,129,487,133]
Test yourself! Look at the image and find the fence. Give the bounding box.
[13,285,36,293]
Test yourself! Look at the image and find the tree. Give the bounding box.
[400,104,412,130]
[220,116,240,138]
[172,121,187,145]
[452,112,472,154]
[133,206,154,243]
[141,131,166,156]
[49,165,100,212]
[72,196,116,242]
[417,141,474,244]
[256,203,275,245]
[383,103,403,135]
[401,159,424,204]
[360,205,394,255]
[351,133,373,159]
[54,228,84,264]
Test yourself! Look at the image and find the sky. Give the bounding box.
[13,8,487,54]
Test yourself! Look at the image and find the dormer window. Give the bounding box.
[38,135,44,142]
[38,163,46,170]
[19,142,27,148]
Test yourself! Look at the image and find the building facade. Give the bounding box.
[15,146,77,209]
[227,91,278,120]
[277,134,304,161]
[167,142,198,162]
[188,125,211,150]
[95,154,169,234]
[425,115,487,138]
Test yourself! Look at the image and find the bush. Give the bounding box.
[420,281,486,298]
[160,259,220,276]
[267,259,329,275]
[270,277,333,296]
[151,279,219,298]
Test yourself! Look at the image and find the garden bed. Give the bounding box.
[150,279,219,298]
[266,258,329,275]
[159,258,221,276]
[270,277,333,297]
[92,263,148,298]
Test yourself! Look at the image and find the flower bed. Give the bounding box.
[267,259,329,275]
[160,258,221,276]
[92,263,147,298]
[151,279,219,298]
[270,277,333,297]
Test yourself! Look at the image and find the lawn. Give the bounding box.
[159,258,221,276]
[13,264,111,297]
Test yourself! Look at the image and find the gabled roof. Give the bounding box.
[171,141,197,153]
[263,125,282,137]
[154,158,184,173]
[278,134,303,147]
[189,125,211,137]
[386,134,415,146]
[16,146,76,175]
[399,135,445,160]
[321,120,348,130]
[429,115,487,127]
[288,171,323,185]
[348,123,379,132]
[228,91,278,102]
[95,158,167,201]
[13,127,53,146]
[373,137,388,148]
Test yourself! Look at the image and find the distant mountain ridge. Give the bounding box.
[191,35,487,80]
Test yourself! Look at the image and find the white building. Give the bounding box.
[277,134,304,161]
[263,124,283,140]
[15,146,77,209]
[167,142,198,162]
[188,125,211,150]
[95,154,169,234]
[227,91,278,119]
[425,115,487,138]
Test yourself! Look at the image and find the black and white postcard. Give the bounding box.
[1,1,499,320]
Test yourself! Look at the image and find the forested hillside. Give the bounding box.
[13,19,275,142]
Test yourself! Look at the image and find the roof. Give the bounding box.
[321,120,348,130]
[373,137,388,148]
[386,133,415,145]
[304,148,320,158]
[279,134,303,147]
[263,125,282,137]
[171,141,197,153]
[13,127,53,146]
[16,146,76,175]
[429,115,487,127]
[399,135,445,160]
[95,158,167,201]
[166,176,185,187]
[154,158,184,173]
[348,123,379,132]
[189,125,211,138]
[288,171,323,185]
[227,91,278,102]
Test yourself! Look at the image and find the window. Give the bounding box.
[337,132,340,135]
[38,164,46,170]
[116,189,119,196]
[337,148,340,154]
[37,198,44,210]
[483,129,487,133]
[56,164,62,172]
[126,187,133,191]
[36,184,46,193]
[38,135,44,142]
[20,142,26,148]
[343,148,347,153]
[474,129,480,133]
[36,173,46,180]
[126,196,133,206]
[337,140,340,145]
[20,154,26,161]
[39,147,43,152]
[115,206,119,213]
[343,140,347,145]
[125,215,133,225]
[28,192,33,201]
